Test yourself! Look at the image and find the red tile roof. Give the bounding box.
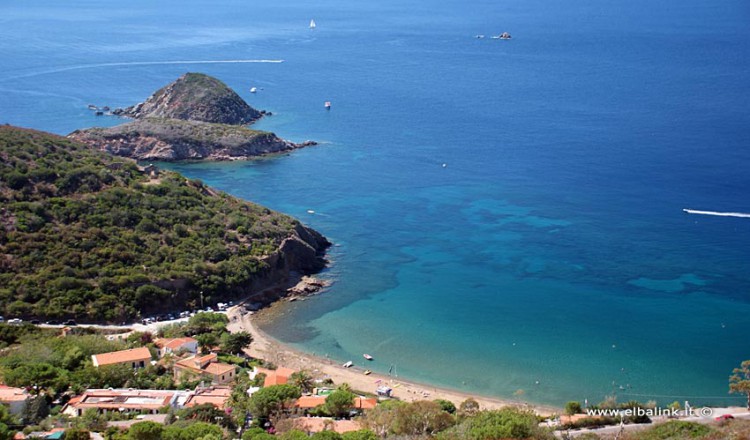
[294,395,327,409]
[291,418,362,434]
[154,337,197,350]
[184,387,232,410]
[256,367,296,387]
[0,385,30,402]
[92,347,152,367]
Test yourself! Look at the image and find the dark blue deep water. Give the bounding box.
[2,0,749,406]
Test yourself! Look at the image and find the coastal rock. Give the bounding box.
[112,72,262,125]
[69,118,317,161]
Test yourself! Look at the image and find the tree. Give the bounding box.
[730,359,750,409]
[564,401,582,416]
[242,428,275,440]
[249,384,301,419]
[458,398,480,418]
[341,430,378,440]
[279,430,308,440]
[289,370,314,394]
[221,331,252,354]
[464,407,552,440]
[312,432,341,440]
[21,395,50,424]
[325,387,356,418]
[391,401,454,436]
[63,429,92,440]
[195,333,219,354]
[163,422,223,440]
[434,399,457,414]
[127,421,163,440]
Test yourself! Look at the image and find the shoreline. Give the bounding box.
[226,303,560,416]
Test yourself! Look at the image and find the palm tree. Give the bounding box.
[289,370,314,393]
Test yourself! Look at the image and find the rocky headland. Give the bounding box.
[73,72,316,161]
[69,117,316,162]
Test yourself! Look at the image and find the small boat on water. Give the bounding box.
[475,34,485,39]
[87,104,97,110]
[250,87,257,93]
[343,361,353,368]
[310,19,316,29]
[102,106,110,111]
[94,111,104,116]
[363,354,373,361]
[491,32,512,40]
[324,101,331,110]
[307,209,315,214]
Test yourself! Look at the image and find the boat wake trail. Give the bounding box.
[0,59,284,82]
[683,209,750,219]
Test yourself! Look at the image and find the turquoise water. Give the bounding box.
[2,0,749,407]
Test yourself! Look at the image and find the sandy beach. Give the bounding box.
[225,304,559,416]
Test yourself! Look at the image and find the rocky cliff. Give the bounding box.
[69,118,316,161]
[112,72,262,125]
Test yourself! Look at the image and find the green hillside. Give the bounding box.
[0,125,327,322]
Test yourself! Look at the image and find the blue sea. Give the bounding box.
[1,0,749,407]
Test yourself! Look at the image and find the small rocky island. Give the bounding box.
[70,73,316,161]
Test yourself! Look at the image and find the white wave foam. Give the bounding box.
[0,59,284,82]
[683,209,750,218]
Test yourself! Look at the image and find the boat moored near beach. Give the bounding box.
[363,353,373,361]
[343,361,353,368]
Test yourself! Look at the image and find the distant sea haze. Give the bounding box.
[2,0,749,406]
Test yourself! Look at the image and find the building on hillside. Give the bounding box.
[0,385,31,415]
[173,353,237,385]
[183,386,232,410]
[252,366,296,387]
[289,417,362,434]
[61,389,190,417]
[294,395,377,413]
[91,347,152,369]
[153,337,198,358]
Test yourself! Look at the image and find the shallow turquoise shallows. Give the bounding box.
[1,0,749,407]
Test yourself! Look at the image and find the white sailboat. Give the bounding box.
[309,19,316,29]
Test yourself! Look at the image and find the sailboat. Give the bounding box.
[309,19,316,29]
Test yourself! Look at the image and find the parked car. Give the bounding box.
[63,319,77,326]
[45,320,60,325]
[0,316,4,323]
[716,414,734,421]
[8,318,23,325]
[30,320,40,325]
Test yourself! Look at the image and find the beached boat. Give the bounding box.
[364,370,372,375]
[363,354,373,361]
[343,361,353,368]
[310,19,316,29]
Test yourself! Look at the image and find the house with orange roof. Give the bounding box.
[290,417,362,434]
[173,353,237,385]
[154,337,198,358]
[62,389,190,417]
[253,366,296,387]
[91,347,152,369]
[294,395,378,412]
[0,385,31,415]
[183,386,232,410]
[294,395,327,409]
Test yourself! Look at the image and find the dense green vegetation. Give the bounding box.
[0,126,306,321]
[0,324,176,395]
